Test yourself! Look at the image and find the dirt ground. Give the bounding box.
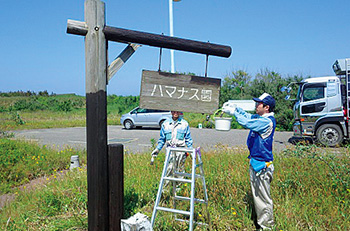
[0,170,68,210]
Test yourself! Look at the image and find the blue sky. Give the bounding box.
[1,0,349,96]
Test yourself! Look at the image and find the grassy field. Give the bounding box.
[0,94,243,131]
[0,138,85,194]
[0,138,349,230]
[1,93,349,230]
[0,94,127,131]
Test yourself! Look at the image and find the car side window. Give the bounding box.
[136,108,147,113]
[154,110,169,113]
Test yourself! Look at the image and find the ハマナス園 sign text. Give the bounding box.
[140,70,221,113]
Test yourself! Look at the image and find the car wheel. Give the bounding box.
[124,120,134,130]
[159,120,165,128]
[316,124,343,147]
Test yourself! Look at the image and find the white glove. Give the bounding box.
[222,102,237,115]
[151,148,159,157]
[150,149,159,165]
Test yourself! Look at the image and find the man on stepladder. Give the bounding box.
[151,111,193,187]
[223,93,276,230]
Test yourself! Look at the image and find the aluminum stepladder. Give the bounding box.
[151,147,209,231]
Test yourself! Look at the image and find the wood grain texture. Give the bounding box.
[140,70,221,114]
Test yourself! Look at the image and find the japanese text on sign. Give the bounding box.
[140,70,221,113]
[150,84,212,102]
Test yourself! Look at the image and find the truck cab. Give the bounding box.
[283,59,350,146]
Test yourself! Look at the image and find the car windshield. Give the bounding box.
[302,84,325,102]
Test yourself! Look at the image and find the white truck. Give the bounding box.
[281,58,350,146]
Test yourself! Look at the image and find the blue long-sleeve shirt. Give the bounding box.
[234,107,276,162]
[156,117,193,151]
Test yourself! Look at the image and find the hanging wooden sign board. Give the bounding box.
[140,70,221,114]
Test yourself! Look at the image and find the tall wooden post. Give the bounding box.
[108,144,124,230]
[85,0,109,230]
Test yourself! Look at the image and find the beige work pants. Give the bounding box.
[164,151,188,189]
[249,164,275,230]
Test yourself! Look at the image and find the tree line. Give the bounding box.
[0,90,54,97]
[219,69,304,131]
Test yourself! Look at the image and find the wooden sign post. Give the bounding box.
[140,70,221,114]
[67,0,231,230]
[84,1,110,230]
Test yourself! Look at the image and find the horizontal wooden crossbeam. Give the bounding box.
[67,19,231,58]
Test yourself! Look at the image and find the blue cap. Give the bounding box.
[253,93,275,110]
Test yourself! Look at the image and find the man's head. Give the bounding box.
[253,93,275,116]
[171,111,183,121]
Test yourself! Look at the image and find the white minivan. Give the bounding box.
[120,107,172,130]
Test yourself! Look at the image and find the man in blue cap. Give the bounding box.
[222,93,276,230]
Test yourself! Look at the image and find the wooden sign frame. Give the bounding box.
[140,70,221,114]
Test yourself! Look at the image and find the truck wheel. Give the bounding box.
[316,124,343,147]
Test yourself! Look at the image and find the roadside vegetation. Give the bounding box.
[0,92,137,131]
[0,69,303,132]
[0,138,85,194]
[0,138,349,230]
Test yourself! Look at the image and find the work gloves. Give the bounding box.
[151,148,159,157]
[150,148,159,165]
[222,102,237,116]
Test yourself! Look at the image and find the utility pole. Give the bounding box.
[169,0,181,73]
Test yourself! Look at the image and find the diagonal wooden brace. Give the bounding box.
[107,43,140,82]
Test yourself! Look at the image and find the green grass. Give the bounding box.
[0,109,122,131]
[0,139,349,230]
[0,138,86,194]
[0,94,88,131]
[1,169,88,230]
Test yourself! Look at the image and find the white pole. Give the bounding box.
[169,0,175,73]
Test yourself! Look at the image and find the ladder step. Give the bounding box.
[167,147,195,153]
[175,218,209,226]
[163,177,191,183]
[174,196,207,204]
[174,172,202,179]
[156,206,191,216]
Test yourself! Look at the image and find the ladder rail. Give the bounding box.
[189,149,197,231]
[196,147,211,228]
[151,147,210,231]
[196,148,209,203]
[151,148,172,226]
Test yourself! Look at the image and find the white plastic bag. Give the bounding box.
[121,212,152,231]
